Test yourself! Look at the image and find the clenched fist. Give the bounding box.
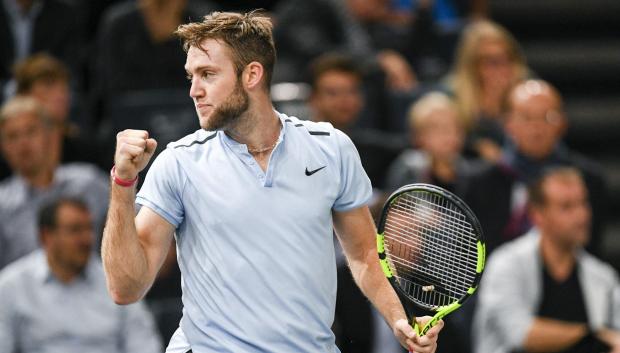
[114,129,158,180]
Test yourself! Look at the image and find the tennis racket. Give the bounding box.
[377,183,485,336]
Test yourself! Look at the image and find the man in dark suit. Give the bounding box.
[0,0,81,92]
[462,79,608,256]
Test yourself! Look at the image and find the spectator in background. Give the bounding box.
[462,79,608,256]
[385,91,481,353]
[400,0,488,81]
[0,96,108,269]
[93,0,210,106]
[306,53,405,353]
[12,54,107,171]
[0,197,162,353]
[473,167,620,353]
[0,0,82,96]
[308,53,405,190]
[385,91,480,195]
[274,0,417,91]
[92,0,215,156]
[447,19,528,162]
[274,0,418,132]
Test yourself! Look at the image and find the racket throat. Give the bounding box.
[410,315,422,337]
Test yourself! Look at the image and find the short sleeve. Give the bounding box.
[332,129,372,211]
[136,149,185,228]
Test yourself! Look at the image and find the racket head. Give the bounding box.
[377,183,485,315]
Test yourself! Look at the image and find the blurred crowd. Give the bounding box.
[0,0,618,352]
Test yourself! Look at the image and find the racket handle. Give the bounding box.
[413,321,422,336]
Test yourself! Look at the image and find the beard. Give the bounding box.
[201,79,249,131]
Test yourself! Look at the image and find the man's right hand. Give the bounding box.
[114,130,158,180]
[597,328,620,353]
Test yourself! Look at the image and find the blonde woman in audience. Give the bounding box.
[448,19,529,162]
[385,92,480,196]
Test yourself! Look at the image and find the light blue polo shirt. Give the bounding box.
[136,112,372,353]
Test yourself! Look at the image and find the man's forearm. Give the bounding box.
[523,318,588,352]
[347,246,408,328]
[101,184,150,304]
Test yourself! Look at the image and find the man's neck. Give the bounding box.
[225,98,280,149]
[225,101,280,172]
[23,167,54,189]
[15,0,34,12]
[431,156,457,183]
[47,256,81,284]
[540,235,577,282]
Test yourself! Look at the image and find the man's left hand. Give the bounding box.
[393,316,444,353]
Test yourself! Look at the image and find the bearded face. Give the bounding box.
[201,77,249,131]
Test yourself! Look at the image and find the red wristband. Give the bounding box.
[110,166,138,187]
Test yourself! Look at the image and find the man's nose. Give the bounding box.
[189,78,204,99]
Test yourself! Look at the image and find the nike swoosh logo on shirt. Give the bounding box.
[305,166,326,176]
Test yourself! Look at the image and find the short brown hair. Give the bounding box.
[309,53,362,90]
[38,197,89,231]
[14,53,69,95]
[528,166,584,208]
[175,11,276,89]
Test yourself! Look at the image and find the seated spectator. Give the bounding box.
[399,0,488,81]
[274,0,417,91]
[12,53,107,170]
[447,19,529,162]
[0,197,161,353]
[93,0,210,105]
[384,91,481,353]
[92,0,216,154]
[384,91,481,195]
[307,53,404,353]
[462,79,608,255]
[473,167,620,353]
[0,96,108,269]
[273,0,419,132]
[0,0,82,95]
[309,53,405,190]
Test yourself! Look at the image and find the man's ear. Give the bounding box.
[528,204,545,229]
[243,61,265,90]
[39,227,52,247]
[555,111,568,137]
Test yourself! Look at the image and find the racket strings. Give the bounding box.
[383,191,479,308]
[388,205,479,275]
[388,204,475,291]
[385,215,477,284]
[388,195,479,279]
[389,206,478,258]
[386,227,474,304]
[397,193,477,237]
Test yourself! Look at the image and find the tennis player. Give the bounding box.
[102,11,443,353]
